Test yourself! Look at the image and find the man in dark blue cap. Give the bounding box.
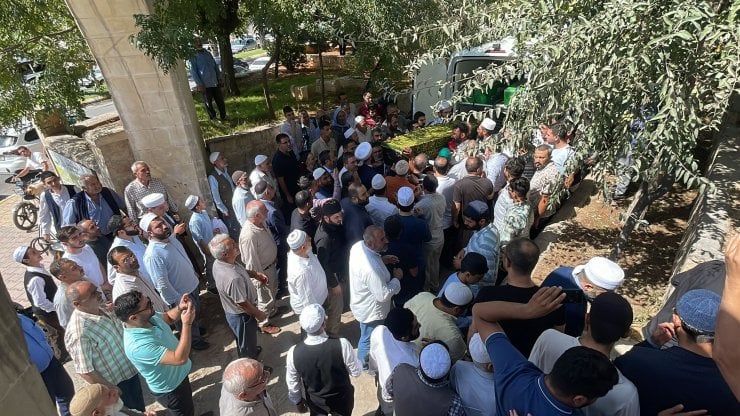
[453,200,500,287]
[615,289,740,415]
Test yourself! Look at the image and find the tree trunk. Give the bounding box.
[261,35,283,120]
[318,39,326,109]
[216,34,239,96]
[273,34,281,79]
[610,175,675,260]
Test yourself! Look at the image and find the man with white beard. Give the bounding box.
[69,383,155,416]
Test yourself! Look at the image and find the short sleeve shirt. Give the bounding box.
[452,176,494,212]
[123,313,192,394]
[212,260,258,315]
[487,333,574,415]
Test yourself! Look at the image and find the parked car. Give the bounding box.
[0,121,42,175]
[231,38,258,54]
[78,65,104,88]
[248,57,272,73]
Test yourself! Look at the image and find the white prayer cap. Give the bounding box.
[185,195,199,210]
[397,187,414,207]
[254,154,268,166]
[394,160,409,175]
[312,168,327,181]
[13,245,29,263]
[287,229,307,251]
[419,343,451,380]
[438,101,452,111]
[355,115,365,124]
[469,333,491,364]
[355,142,371,161]
[209,151,221,164]
[344,128,355,139]
[371,174,386,190]
[141,193,165,208]
[574,257,625,290]
[480,118,496,132]
[299,304,326,333]
[139,213,158,232]
[443,282,473,306]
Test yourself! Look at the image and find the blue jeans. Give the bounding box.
[117,374,145,411]
[40,356,74,416]
[225,312,259,358]
[358,320,383,367]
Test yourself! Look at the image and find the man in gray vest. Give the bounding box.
[286,304,361,415]
[390,341,466,416]
[208,151,240,239]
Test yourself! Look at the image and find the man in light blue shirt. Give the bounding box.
[140,213,209,350]
[186,194,216,292]
[62,174,126,235]
[115,290,196,416]
[189,38,226,121]
[450,333,496,416]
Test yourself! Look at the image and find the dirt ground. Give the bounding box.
[110,183,697,415]
[532,184,698,333]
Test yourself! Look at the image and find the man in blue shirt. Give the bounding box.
[115,290,196,416]
[541,256,625,336]
[472,287,618,415]
[189,38,226,121]
[186,195,216,292]
[19,313,75,416]
[141,213,209,350]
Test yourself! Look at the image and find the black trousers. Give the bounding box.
[152,376,194,416]
[202,86,226,120]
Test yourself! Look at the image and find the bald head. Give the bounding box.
[222,358,267,401]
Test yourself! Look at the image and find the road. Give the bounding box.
[0,99,119,198]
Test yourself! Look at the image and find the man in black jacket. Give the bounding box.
[313,199,346,335]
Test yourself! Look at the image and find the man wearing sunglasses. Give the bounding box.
[220,358,277,415]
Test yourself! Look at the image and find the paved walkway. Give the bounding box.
[0,194,44,307]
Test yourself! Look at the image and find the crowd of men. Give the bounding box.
[12,93,740,416]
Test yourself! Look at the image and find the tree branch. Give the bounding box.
[1,27,76,54]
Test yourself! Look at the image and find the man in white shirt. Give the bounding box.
[231,169,254,226]
[38,171,76,241]
[106,215,150,286]
[286,230,328,315]
[249,155,279,201]
[366,174,398,227]
[109,246,168,313]
[450,333,496,416]
[280,106,303,156]
[369,307,420,416]
[49,258,88,328]
[529,292,640,416]
[286,304,361,415]
[12,145,48,181]
[349,225,404,367]
[58,225,111,299]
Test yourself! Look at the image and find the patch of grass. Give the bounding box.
[195,69,359,138]
[234,49,268,60]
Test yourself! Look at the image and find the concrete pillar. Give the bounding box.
[0,273,58,416]
[64,0,210,213]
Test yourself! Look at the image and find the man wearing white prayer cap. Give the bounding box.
[140,192,202,276]
[477,117,497,141]
[208,151,241,240]
[404,281,472,362]
[286,304,362,415]
[542,256,626,336]
[249,154,279,203]
[366,174,397,227]
[390,341,465,416]
[354,115,373,143]
[286,230,328,315]
[141,212,210,350]
[450,333,496,415]
[355,141,378,190]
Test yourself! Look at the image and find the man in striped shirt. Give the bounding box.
[453,200,500,288]
[64,280,145,412]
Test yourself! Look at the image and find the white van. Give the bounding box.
[412,37,522,122]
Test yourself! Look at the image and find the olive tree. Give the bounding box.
[400,0,739,258]
[131,0,244,96]
[0,0,92,126]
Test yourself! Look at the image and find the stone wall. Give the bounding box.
[0,273,58,415]
[668,92,740,275]
[84,122,134,193]
[205,124,282,173]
